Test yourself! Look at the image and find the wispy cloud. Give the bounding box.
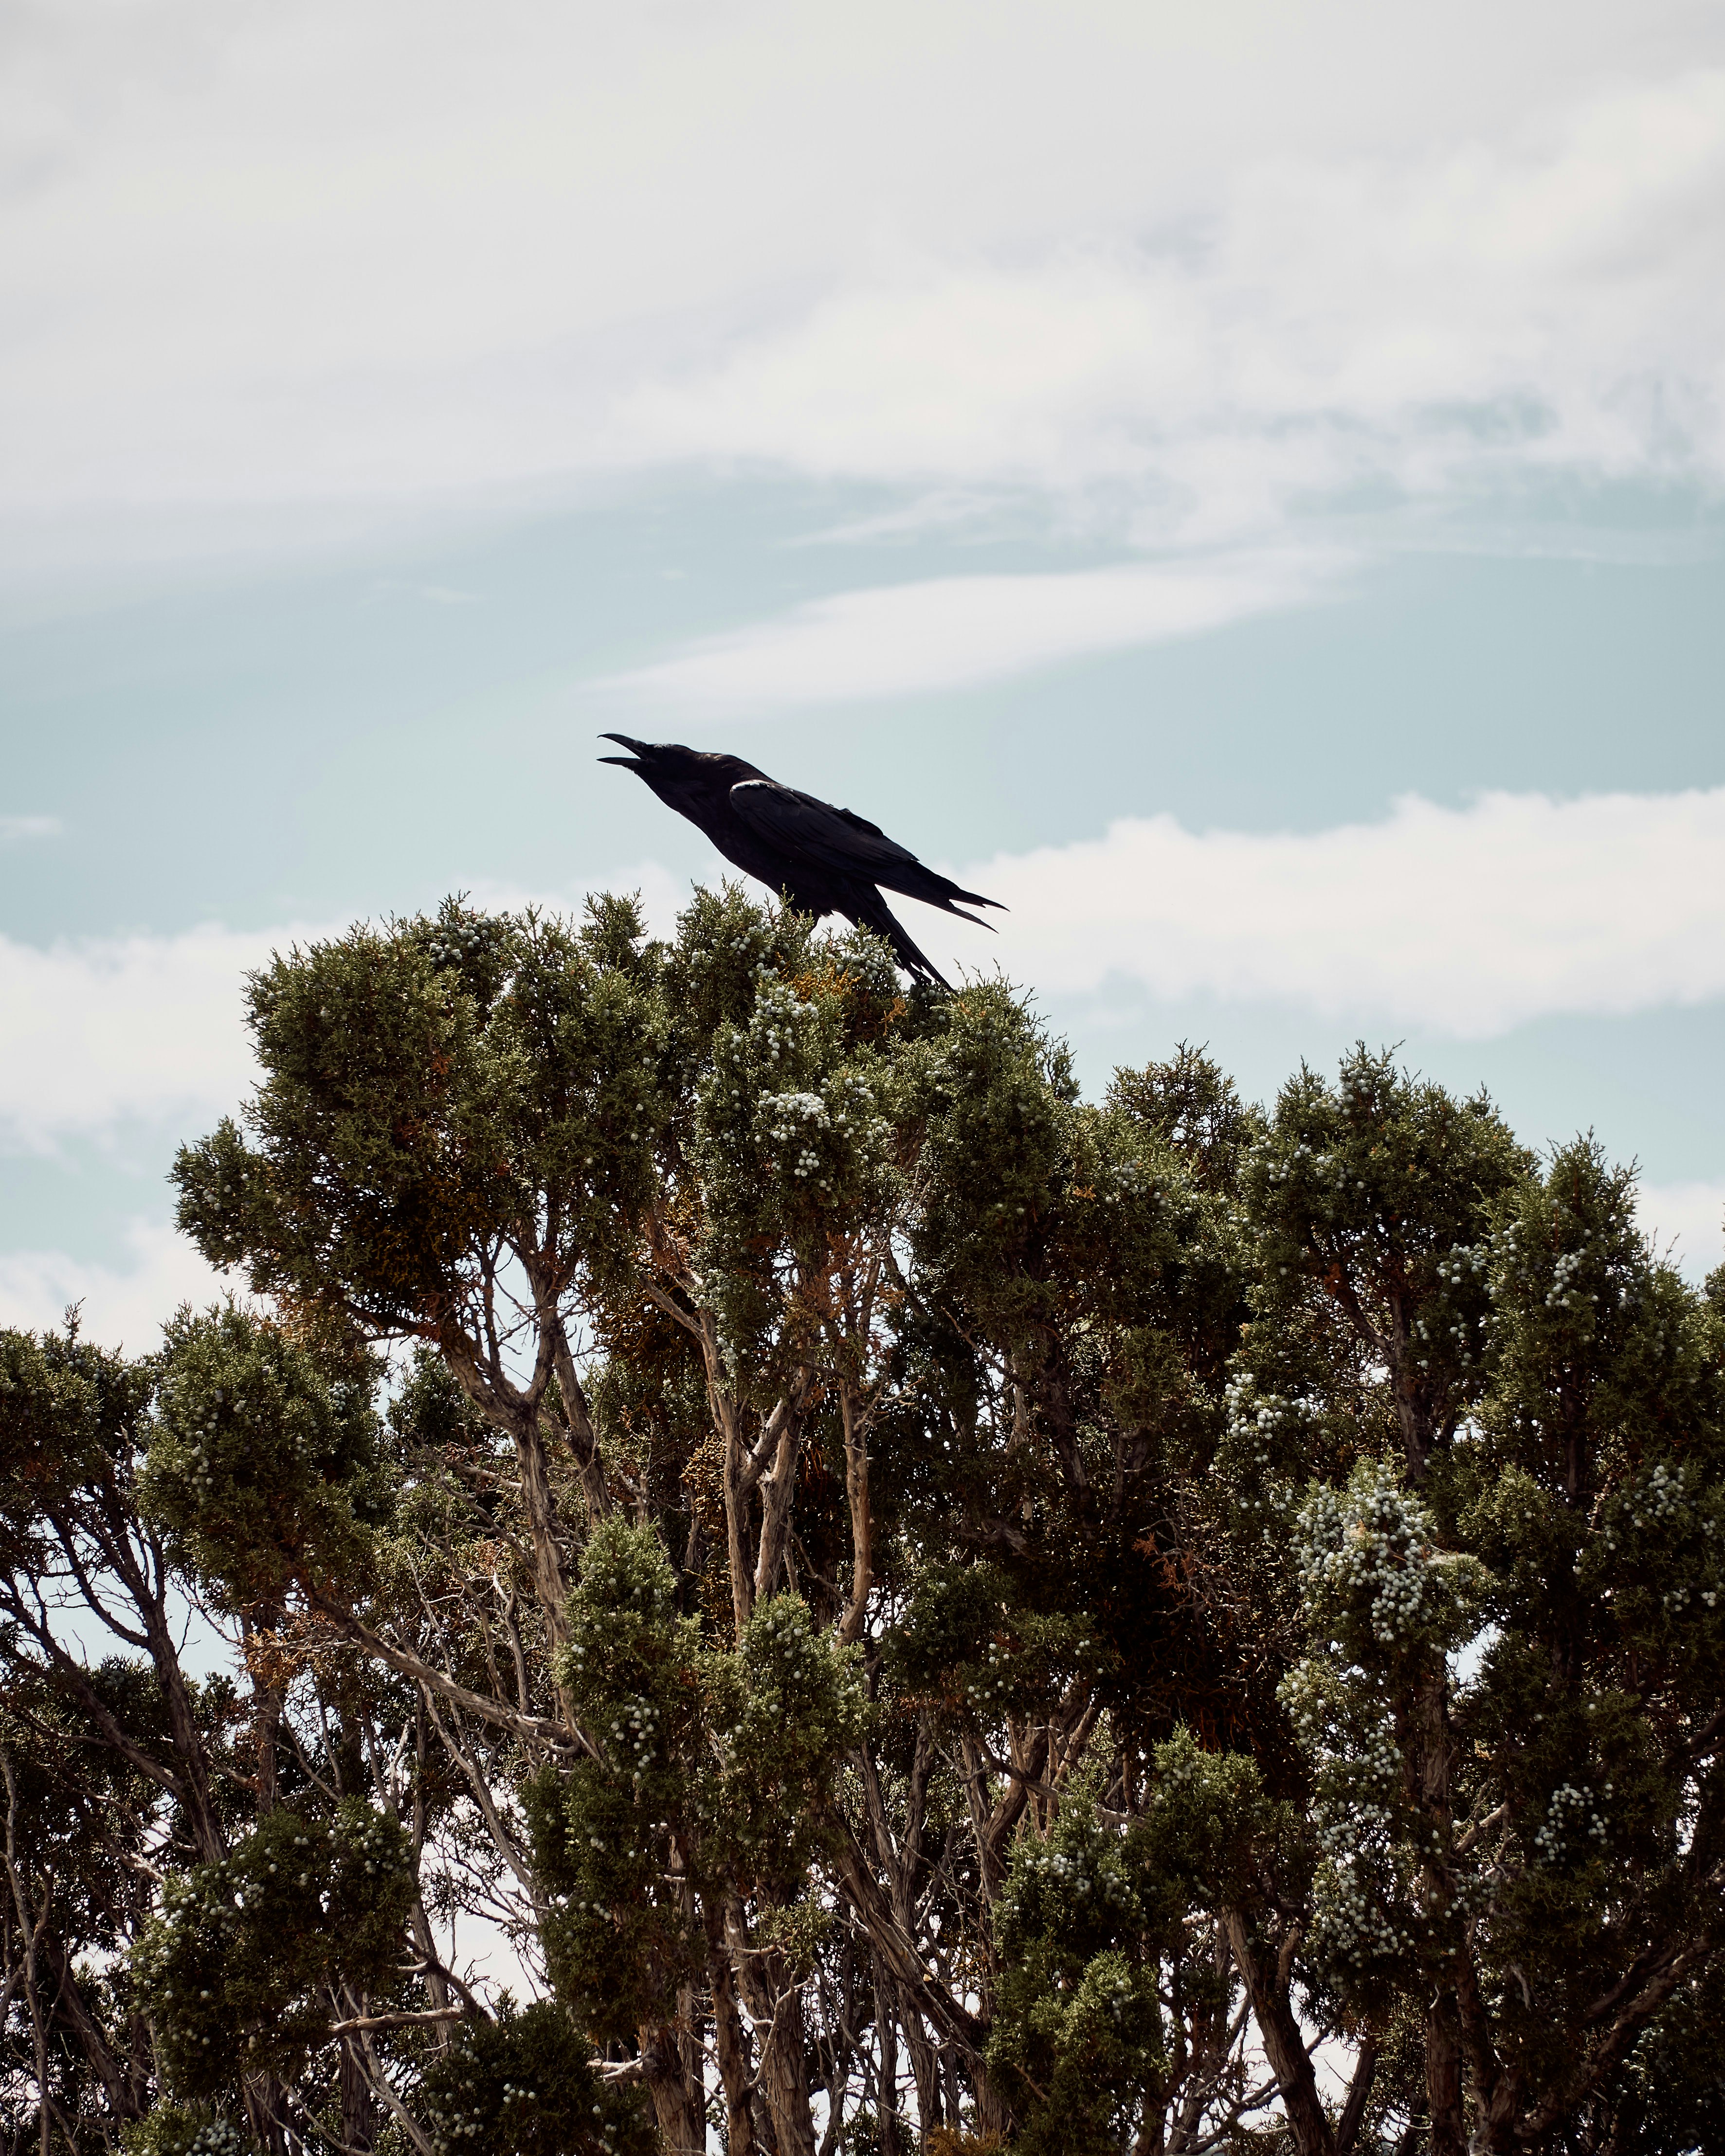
[0,867,687,1150]
[1637,1180,1725,1279]
[602,550,1345,705]
[0,1219,232,1352]
[617,70,1725,544]
[0,816,62,844]
[366,578,482,607]
[0,924,291,1150]
[926,787,1725,1038]
[1,5,1721,547]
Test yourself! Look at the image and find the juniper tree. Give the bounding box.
[0,1322,486,2156]
[7,889,1723,2156]
[161,890,1278,2152]
[1221,1059,1725,2153]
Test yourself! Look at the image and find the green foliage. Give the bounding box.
[527,1519,707,2042]
[708,1589,870,1884]
[904,979,1081,1349]
[990,1794,1162,2156]
[1107,1041,1265,1195]
[141,1304,387,1603]
[1221,1045,1533,1525]
[1282,1464,1488,1996]
[132,1800,414,2096]
[1131,1725,1278,1920]
[691,938,905,1383]
[1595,1962,1725,2155]
[418,2000,654,2156]
[1403,1140,1725,2119]
[989,1731,1282,2156]
[172,898,667,1330]
[992,1944,1162,2156]
[886,1561,1106,1729]
[120,2107,261,2156]
[1237,1103,1725,2139]
[1297,1459,1489,1670]
[0,1323,152,1549]
[528,1520,867,2041]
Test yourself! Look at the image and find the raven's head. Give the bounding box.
[597,733,661,767]
[598,733,682,772]
[598,735,763,808]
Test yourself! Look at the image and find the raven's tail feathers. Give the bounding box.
[878,866,1008,917]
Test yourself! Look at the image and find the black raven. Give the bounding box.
[599,736,1003,986]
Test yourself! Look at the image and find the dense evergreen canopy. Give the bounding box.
[3,888,1722,2156]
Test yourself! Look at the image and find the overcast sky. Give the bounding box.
[4,0,1725,1346]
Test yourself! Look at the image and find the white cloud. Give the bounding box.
[1637,1180,1725,1279]
[604,549,1345,706]
[0,1218,233,1354]
[0,923,297,1150]
[0,868,684,1151]
[617,69,1725,542]
[0,2,1722,549]
[923,787,1725,1037]
[0,816,61,844]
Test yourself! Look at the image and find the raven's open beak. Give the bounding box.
[598,732,650,768]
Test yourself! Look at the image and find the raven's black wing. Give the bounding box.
[728,782,1001,923]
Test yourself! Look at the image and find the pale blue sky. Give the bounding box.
[4,0,1725,1337]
